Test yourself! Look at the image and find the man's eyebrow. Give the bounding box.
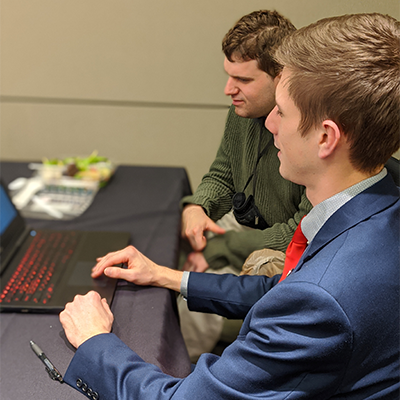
[225,71,254,81]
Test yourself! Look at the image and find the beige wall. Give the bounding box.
[1,0,399,189]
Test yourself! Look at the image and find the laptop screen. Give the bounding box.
[0,180,29,274]
[0,184,18,235]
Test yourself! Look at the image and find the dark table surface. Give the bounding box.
[0,162,192,399]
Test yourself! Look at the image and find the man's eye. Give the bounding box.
[276,109,283,117]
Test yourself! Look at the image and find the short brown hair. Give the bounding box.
[222,10,296,78]
[275,13,400,173]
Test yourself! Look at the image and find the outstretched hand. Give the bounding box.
[92,245,183,292]
[181,204,225,251]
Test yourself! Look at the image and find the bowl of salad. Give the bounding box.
[40,151,115,187]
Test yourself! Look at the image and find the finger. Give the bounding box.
[92,249,130,277]
[86,290,101,300]
[206,221,226,235]
[101,297,111,312]
[104,266,134,282]
[59,309,66,324]
[182,258,193,272]
[188,232,207,251]
[101,297,114,317]
[191,264,201,272]
[101,297,109,308]
[92,254,117,277]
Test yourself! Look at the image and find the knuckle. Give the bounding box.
[87,290,99,299]
[127,245,136,254]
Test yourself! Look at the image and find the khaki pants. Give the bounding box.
[179,212,246,362]
[177,265,240,363]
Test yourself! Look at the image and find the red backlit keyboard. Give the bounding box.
[0,231,80,304]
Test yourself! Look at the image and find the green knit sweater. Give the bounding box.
[181,105,312,271]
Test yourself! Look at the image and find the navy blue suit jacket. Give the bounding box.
[64,174,400,399]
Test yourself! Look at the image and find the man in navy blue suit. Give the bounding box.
[60,13,400,399]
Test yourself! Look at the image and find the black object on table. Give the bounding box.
[0,162,192,399]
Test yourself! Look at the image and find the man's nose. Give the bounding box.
[224,78,239,96]
[265,106,278,134]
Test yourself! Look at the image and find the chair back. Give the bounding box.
[386,157,400,186]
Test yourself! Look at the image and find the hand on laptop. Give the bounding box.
[60,291,113,348]
[61,246,185,348]
[92,246,183,293]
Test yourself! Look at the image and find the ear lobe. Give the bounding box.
[318,120,341,159]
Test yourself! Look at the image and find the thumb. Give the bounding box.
[104,266,131,282]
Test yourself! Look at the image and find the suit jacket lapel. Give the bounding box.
[298,174,399,267]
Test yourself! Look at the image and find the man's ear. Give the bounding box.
[318,120,342,159]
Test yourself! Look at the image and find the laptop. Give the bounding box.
[0,180,130,313]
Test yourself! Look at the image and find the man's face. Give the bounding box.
[265,68,319,187]
[224,56,278,119]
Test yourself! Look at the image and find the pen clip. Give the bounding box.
[45,365,64,383]
[30,341,64,384]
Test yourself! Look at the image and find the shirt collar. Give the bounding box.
[301,168,387,244]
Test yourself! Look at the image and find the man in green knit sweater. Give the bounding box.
[179,10,312,361]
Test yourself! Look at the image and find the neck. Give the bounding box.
[305,165,383,207]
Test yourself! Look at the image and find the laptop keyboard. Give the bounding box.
[0,231,80,305]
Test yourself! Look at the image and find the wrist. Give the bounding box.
[156,267,183,292]
[77,331,109,348]
[183,204,204,213]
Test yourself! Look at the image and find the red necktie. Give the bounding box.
[279,221,308,282]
